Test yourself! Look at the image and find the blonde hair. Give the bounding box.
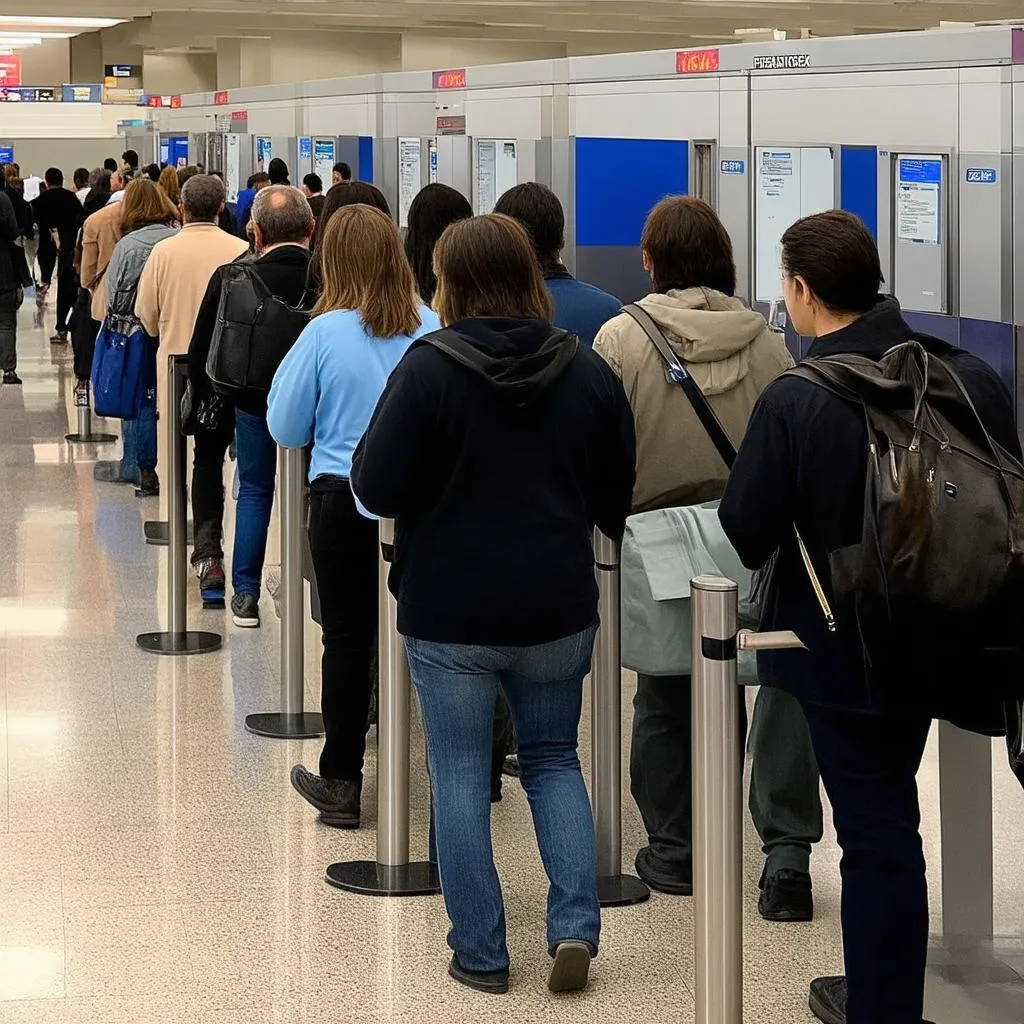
[312,204,421,339]
[158,164,180,205]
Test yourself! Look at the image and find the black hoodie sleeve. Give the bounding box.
[588,356,637,541]
[186,269,224,395]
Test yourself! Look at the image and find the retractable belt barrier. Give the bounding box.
[136,355,222,656]
[592,531,650,908]
[65,380,117,444]
[326,518,441,897]
[690,575,803,1024]
[245,446,324,739]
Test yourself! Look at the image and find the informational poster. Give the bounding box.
[225,133,240,203]
[215,113,231,133]
[160,141,170,165]
[299,137,312,161]
[398,137,422,229]
[754,145,834,301]
[428,138,439,184]
[313,139,335,186]
[474,139,517,215]
[0,146,14,164]
[256,136,272,172]
[896,158,941,244]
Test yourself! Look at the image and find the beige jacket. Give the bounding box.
[80,202,123,322]
[135,221,248,357]
[594,288,793,513]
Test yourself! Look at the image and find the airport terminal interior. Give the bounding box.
[3,2,1024,1023]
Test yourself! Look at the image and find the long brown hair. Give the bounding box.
[120,178,179,234]
[433,213,554,326]
[158,164,180,205]
[312,203,421,339]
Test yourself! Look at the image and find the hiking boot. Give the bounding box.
[758,865,814,922]
[192,557,225,605]
[231,593,260,628]
[2,370,22,385]
[135,469,160,498]
[289,765,360,828]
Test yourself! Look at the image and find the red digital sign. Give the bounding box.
[146,95,163,108]
[0,56,22,87]
[676,48,720,74]
[170,95,181,108]
[214,90,229,105]
[231,110,247,121]
[432,68,467,90]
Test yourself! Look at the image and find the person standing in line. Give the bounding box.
[135,175,249,602]
[32,168,83,343]
[495,182,621,348]
[268,158,290,186]
[331,162,351,186]
[351,213,636,995]
[301,173,325,224]
[103,158,118,175]
[268,204,440,828]
[0,185,28,385]
[403,183,472,305]
[187,185,315,627]
[158,165,180,207]
[593,196,822,917]
[234,171,270,240]
[121,150,140,181]
[73,168,91,203]
[143,163,161,183]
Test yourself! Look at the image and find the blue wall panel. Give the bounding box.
[575,138,689,247]
[840,145,878,239]
[358,136,374,183]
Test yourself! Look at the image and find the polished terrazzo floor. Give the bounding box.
[1,303,1023,1023]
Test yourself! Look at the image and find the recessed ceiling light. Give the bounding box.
[0,31,74,39]
[0,36,42,47]
[0,16,126,28]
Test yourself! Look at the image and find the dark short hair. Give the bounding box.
[781,210,882,314]
[73,167,90,188]
[177,165,200,189]
[181,174,226,222]
[44,167,63,188]
[247,172,271,189]
[641,196,736,296]
[313,181,391,259]
[493,182,564,270]
[143,163,161,182]
[103,158,118,173]
[333,162,352,181]
[122,149,139,168]
[303,172,323,194]
[404,183,472,302]
[267,157,289,184]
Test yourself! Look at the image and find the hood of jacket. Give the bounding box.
[424,316,578,404]
[636,287,769,396]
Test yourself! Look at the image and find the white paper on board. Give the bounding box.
[313,139,335,188]
[225,133,240,203]
[475,139,497,215]
[398,138,422,229]
[896,182,940,244]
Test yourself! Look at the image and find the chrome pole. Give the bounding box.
[691,575,742,1024]
[592,530,649,907]
[65,379,116,444]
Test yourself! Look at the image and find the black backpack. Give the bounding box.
[787,339,1024,707]
[207,262,310,402]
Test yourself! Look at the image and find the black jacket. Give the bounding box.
[0,190,23,293]
[32,186,82,256]
[187,243,311,416]
[719,296,1021,716]
[352,316,636,646]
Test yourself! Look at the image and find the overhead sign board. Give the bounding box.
[721,159,745,174]
[170,95,181,108]
[0,56,21,87]
[0,146,13,164]
[105,64,139,78]
[676,49,720,74]
[214,90,229,105]
[1,87,55,102]
[432,68,467,89]
[752,53,811,70]
[230,109,247,121]
[63,84,102,103]
[965,167,997,184]
[436,114,466,135]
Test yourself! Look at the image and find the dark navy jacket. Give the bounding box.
[719,296,1020,717]
[545,266,621,348]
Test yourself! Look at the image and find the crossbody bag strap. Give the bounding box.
[621,303,737,468]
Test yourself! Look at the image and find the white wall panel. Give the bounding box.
[465,89,547,139]
[573,80,719,140]
[0,103,126,139]
[752,70,958,148]
[382,96,436,137]
[959,68,1010,154]
[719,79,748,148]
[306,96,376,136]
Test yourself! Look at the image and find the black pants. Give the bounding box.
[190,410,235,563]
[37,236,56,286]
[801,700,931,1024]
[0,287,20,372]
[54,255,77,334]
[308,478,378,783]
[70,289,98,381]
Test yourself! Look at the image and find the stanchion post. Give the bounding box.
[136,356,222,656]
[592,530,650,908]
[691,575,743,1024]
[65,380,117,444]
[245,446,324,738]
[325,517,440,897]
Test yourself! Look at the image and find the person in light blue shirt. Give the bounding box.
[268,202,440,830]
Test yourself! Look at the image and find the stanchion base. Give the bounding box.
[325,860,441,897]
[136,630,222,655]
[65,432,118,443]
[597,874,650,908]
[244,712,324,739]
[144,520,195,546]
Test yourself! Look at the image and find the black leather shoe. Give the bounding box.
[634,846,693,896]
[809,977,846,1024]
[759,865,813,922]
[448,955,509,994]
[289,765,360,828]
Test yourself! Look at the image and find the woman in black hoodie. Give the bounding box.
[352,214,635,997]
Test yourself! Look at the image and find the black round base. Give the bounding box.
[136,630,222,655]
[144,520,195,546]
[325,860,441,897]
[598,874,651,908]
[245,712,325,739]
[65,432,118,444]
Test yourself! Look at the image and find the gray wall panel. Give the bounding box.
[717,146,750,303]
[576,246,649,305]
[958,152,1012,323]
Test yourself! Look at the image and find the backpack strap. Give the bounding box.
[621,303,737,469]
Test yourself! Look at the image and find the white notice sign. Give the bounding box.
[225,133,240,203]
[398,137,421,229]
[896,183,940,244]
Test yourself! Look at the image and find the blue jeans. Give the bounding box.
[405,626,601,973]
[232,409,277,597]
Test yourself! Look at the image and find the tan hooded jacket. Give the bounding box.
[594,287,793,513]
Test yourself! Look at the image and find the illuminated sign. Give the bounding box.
[676,49,720,74]
[436,115,466,135]
[231,110,248,121]
[752,54,811,70]
[105,64,139,78]
[0,56,21,87]
[170,95,181,108]
[432,68,467,90]
[214,90,229,105]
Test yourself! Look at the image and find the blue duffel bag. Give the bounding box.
[90,314,151,420]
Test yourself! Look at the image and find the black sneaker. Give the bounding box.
[135,468,160,498]
[548,941,592,993]
[231,593,260,628]
[2,371,22,385]
[289,765,360,828]
[448,955,509,995]
[809,977,935,1024]
[634,846,693,896]
[758,865,814,922]
[49,332,68,344]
